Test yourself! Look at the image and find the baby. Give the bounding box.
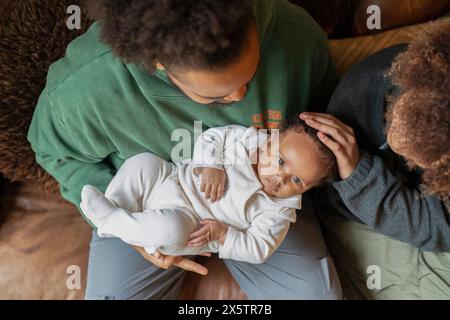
[80,117,337,264]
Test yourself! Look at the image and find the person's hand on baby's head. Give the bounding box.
[299,112,360,180]
[200,167,227,202]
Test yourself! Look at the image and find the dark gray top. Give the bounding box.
[324,44,450,252]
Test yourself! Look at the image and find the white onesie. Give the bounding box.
[80,125,302,264]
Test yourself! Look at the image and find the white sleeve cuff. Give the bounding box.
[218,226,238,259]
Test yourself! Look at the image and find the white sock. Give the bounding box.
[81,185,118,224]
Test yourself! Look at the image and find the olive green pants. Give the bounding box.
[321,213,450,299]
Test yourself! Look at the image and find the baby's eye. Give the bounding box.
[278,157,285,166]
[292,176,302,185]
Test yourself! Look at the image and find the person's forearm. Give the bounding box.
[332,152,450,251]
[36,151,116,227]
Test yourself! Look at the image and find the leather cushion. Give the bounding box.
[352,0,450,36]
[330,20,435,77]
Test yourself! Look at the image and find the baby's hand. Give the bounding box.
[200,167,227,202]
[188,219,228,247]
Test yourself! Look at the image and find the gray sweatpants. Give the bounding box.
[85,193,343,300]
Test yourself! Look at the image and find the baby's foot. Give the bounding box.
[80,185,118,225]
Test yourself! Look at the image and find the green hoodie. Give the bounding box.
[28,0,337,225]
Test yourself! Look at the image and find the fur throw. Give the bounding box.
[0,0,92,193]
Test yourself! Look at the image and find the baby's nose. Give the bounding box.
[276,174,287,185]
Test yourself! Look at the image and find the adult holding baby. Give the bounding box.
[301,19,450,251]
[28,0,342,299]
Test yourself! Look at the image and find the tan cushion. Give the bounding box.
[329,20,439,77]
[0,182,90,299]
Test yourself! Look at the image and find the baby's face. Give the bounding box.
[256,130,329,198]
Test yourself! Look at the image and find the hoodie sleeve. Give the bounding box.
[27,90,117,228]
[331,151,450,252]
[218,209,295,264]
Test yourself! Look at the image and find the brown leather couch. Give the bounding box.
[0,0,449,299]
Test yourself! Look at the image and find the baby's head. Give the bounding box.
[256,117,338,198]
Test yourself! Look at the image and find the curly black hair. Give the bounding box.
[278,117,339,183]
[86,0,254,73]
